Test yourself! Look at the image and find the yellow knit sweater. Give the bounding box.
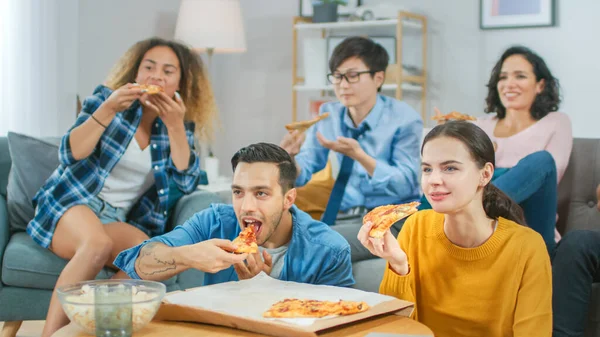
[380,210,552,337]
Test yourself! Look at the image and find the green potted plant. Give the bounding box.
[312,0,346,23]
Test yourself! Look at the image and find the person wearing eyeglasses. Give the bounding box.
[280,36,423,263]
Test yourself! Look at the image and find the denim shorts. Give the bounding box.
[87,196,129,225]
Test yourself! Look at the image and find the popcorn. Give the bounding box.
[62,284,161,333]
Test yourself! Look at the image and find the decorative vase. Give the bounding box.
[312,3,338,23]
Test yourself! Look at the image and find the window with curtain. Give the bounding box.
[0,0,78,137]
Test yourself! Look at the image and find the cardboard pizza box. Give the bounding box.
[153,273,414,337]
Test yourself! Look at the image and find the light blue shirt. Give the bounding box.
[113,204,355,287]
[295,95,423,211]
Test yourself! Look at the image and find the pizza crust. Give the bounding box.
[285,113,330,132]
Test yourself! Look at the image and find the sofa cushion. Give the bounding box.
[556,138,600,234]
[1,232,177,289]
[6,132,61,232]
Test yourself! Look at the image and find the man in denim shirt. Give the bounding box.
[114,143,354,287]
[281,37,423,262]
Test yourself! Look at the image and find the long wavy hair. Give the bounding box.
[422,121,526,226]
[485,45,560,120]
[105,37,218,141]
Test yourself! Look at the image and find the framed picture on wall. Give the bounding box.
[480,0,556,30]
[299,0,362,18]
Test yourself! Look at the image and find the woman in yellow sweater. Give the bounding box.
[358,121,552,337]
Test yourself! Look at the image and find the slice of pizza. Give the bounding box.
[365,202,421,238]
[132,83,164,95]
[262,298,369,318]
[232,224,258,254]
[285,112,330,132]
[332,300,370,316]
[431,110,476,124]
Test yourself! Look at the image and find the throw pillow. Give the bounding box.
[7,132,61,232]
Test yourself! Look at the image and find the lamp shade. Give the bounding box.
[174,0,246,53]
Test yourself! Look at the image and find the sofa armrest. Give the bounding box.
[167,190,224,232]
[0,195,9,289]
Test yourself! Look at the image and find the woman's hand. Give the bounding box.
[357,221,410,275]
[142,92,186,131]
[103,83,144,114]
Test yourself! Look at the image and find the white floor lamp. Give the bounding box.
[174,0,247,182]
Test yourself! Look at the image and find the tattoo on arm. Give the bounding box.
[136,242,177,276]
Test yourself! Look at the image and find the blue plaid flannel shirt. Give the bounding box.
[27,85,208,248]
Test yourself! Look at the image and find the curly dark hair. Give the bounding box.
[485,46,560,120]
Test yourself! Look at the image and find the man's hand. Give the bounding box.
[280,130,306,157]
[180,239,248,274]
[316,132,363,160]
[233,250,273,280]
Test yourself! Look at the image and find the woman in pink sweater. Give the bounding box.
[475,46,572,251]
[425,46,572,252]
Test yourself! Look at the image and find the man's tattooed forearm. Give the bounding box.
[136,242,177,276]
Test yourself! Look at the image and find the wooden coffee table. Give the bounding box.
[52,314,433,337]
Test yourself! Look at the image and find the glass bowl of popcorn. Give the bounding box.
[57,279,166,335]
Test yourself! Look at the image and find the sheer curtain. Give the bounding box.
[0,0,78,137]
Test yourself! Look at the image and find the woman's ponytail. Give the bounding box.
[482,184,526,226]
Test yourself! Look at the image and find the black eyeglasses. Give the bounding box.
[327,70,375,85]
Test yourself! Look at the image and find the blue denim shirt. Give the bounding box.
[114,204,355,287]
[295,95,423,211]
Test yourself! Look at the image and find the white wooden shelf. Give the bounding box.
[294,18,422,30]
[293,83,422,92]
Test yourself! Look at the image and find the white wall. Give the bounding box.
[77,0,181,99]
[72,0,600,174]
[362,0,485,123]
[209,0,297,175]
[480,0,600,138]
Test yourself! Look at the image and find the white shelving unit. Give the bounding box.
[291,11,428,122]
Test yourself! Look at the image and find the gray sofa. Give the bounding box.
[0,135,221,336]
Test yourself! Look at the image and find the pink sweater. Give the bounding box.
[474,112,573,183]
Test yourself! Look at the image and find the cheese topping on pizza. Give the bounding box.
[263,298,370,318]
[232,224,258,254]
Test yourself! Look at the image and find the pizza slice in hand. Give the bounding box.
[285,112,330,132]
[132,83,164,95]
[365,202,421,238]
[431,110,476,124]
[232,224,259,254]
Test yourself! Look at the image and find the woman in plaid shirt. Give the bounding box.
[31,37,218,337]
